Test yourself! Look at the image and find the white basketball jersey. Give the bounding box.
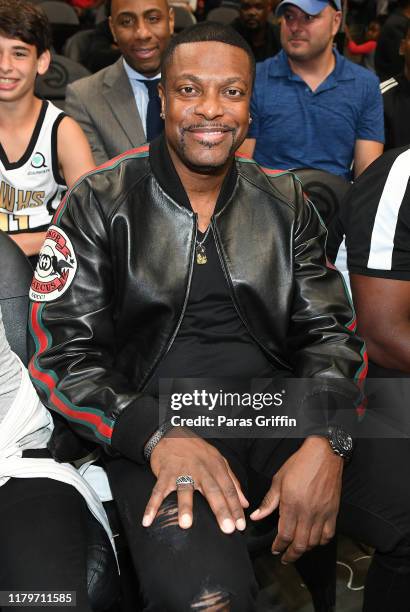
[0,100,67,235]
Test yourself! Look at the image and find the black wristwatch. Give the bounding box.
[327,426,354,461]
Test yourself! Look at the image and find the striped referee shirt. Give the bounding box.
[329,146,410,282]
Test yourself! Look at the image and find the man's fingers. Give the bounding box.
[225,461,249,509]
[201,474,237,534]
[307,521,324,550]
[320,519,336,546]
[142,478,172,527]
[271,503,297,554]
[281,521,312,563]
[177,485,194,529]
[218,460,247,530]
[250,478,280,521]
[215,469,247,531]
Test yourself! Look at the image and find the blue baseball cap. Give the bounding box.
[276,0,342,16]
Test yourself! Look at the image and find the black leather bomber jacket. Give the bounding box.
[29,138,367,464]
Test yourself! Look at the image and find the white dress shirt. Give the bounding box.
[123,59,161,138]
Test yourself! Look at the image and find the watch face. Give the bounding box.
[336,429,353,452]
[329,427,353,458]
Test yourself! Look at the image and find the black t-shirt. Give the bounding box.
[146,136,275,392]
[375,11,409,81]
[328,145,410,280]
[148,228,273,385]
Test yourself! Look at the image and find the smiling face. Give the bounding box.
[280,4,341,63]
[109,0,174,77]
[159,41,252,173]
[0,35,50,103]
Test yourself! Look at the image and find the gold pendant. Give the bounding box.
[196,244,207,264]
[197,252,207,265]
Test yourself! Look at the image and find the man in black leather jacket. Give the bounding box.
[29,22,410,612]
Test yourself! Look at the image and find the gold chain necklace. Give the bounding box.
[195,225,211,265]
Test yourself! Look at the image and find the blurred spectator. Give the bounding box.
[345,0,377,38]
[231,0,281,61]
[66,0,104,15]
[195,0,220,20]
[345,18,383,72]
[242,0,384,178]
[86,16,121,72]
[375,0,410,80]
[66,0,105,25]
[380,20,410,148]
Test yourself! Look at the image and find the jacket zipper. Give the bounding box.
[141,213,291,392]
[140,215,198,391]
[211,219,291,372]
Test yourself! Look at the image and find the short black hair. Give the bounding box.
[0,0,51,56]
[161,22,256,87]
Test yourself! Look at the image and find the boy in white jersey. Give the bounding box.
[0,0,95,260]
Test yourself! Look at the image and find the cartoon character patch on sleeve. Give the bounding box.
[30,225,77,302]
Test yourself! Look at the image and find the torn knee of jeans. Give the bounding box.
[154,499,179,529]
[190,587,231,611]
[148,499,189,551]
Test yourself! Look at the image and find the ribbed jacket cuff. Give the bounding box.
[111,395,160,464]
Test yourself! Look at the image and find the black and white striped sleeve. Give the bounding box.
[343,146,410,280]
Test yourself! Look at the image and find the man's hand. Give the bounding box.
[250,437,343,563]
[142,430,249,533]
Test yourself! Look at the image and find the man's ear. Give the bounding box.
[158,82,166,116]
[168,7,175,35]
[37,49,51,76]
[332,10,342,36]
[109,16,118,43]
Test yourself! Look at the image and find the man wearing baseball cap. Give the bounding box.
[277,0,342,15]
[241,0,384,179]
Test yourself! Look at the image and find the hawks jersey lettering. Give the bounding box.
[0,100,67,235]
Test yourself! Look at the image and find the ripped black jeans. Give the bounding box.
[105,437,410,612]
